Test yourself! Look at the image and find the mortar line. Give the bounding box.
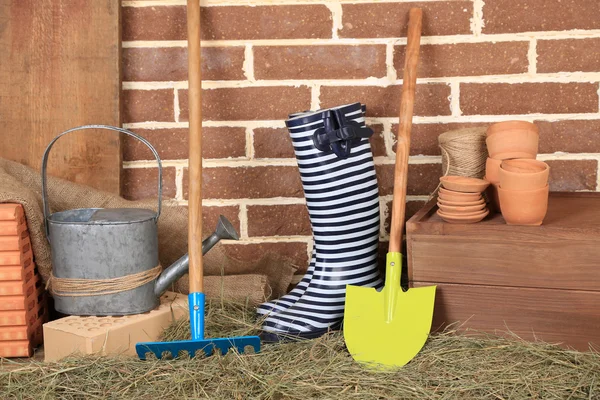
[379,197,389,238]
[385,41,397,84]
[310,84,321,110]
[122,30,600,49]
[238,204,249,239]
[173,89,180,123]
[174,166,184,201]
[122,71,600,89]
[245,127,255,159]
[382,120,395,157]
[243,44,255,82]
[528,38,537,75]
[471,0,485,36]
[326,2,342,40]
[221,236,313,244]
[450,81,461,117]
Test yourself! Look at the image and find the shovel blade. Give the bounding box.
[344,259,436,369]
[136,335,260,360]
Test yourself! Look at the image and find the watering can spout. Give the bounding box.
[153,215,239,297]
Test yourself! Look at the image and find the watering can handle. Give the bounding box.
[41,125,163,236]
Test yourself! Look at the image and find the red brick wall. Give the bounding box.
[121,0,600,277]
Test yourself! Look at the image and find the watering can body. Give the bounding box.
[43,126,238,316]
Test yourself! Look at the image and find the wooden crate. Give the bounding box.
[406,192,600,350]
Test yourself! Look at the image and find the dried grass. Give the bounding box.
[1,299,599,399]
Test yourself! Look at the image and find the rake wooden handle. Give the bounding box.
[389,8,422,253]
[187,0,203,292]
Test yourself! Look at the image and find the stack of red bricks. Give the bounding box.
[0,204,47,358]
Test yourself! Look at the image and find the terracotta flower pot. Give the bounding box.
[485,157,502,184]
[499,159,549,191]
[485,121,539,160]
[498,185,549,226]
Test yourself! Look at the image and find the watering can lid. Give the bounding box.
[48,208,157,225]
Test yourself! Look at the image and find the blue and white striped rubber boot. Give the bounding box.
[259,102,384,341]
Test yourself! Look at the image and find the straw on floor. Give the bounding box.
[1,299,598,400]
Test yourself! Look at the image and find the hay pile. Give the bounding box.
[1,300,599,399]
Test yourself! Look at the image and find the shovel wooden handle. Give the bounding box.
[388,8,422,253]
[187,0,203,293]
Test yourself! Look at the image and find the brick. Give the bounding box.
[546,160,597,191]
[183,166,303,199]
[536,120,600,154]
[247,204,311,237]
[203,206,240,237]
[253,128,295,159]
[123,89,174,123]
[123,47,245,82]
[43,292,188,361]
[123,5,332,41]
[482,0,600,34]
[339,2,472,38]
[537,39,600,73]
[368,124,386,157]
[179,86,311,121]
[376,163,442,196]
[392,123,489,156]
[394,42,529,78]
[383,199,428,234]
[122,167,176,200]
[254,45,386,80]
[124,128,246,161]
[320,84,451,117]
[460,83,599,115]
[221,242,309,273]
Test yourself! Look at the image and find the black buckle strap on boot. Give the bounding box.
[313,108,374,159]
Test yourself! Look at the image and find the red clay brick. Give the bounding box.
[203,205,240,237]
[320,84,451,117]
[183,166,304,199]
[339,2,472,38]
[482,0,600,34]
[123,89,174,123]
[392,122,489,156]
[254,45,386,80]
[460,83,599,115]
[546,160,597,191]
[179,86,312,121]
[376,163,442,196]
[123,47,245,82]
[537,38,600,73]
[383,199,428,234]
[123,5,332,41]
[122,167,176,200]
[394,42,529,78]
[221,242,309,273]
[536,120,600,154]
[124,127,246,161]
[247,204,311,237]
[370,124,387,157]
[253,128,295,159]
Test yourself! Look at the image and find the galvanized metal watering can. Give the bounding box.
[42,125,238,316]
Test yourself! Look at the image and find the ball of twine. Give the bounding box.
[439,127,488,179]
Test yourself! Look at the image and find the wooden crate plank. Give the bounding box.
[412,282,600,351]
[0,0,121,193]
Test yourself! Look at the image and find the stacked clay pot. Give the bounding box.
[484,121,550,226]
[437,176,490,224]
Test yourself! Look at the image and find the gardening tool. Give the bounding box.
[343,8,436,369]
[136,0,260,359]
[42,125,239,316]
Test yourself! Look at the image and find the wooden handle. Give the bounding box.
[388,8,422,253]
[187,0,203,293]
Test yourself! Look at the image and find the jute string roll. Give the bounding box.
[439,127,488,179]
[47,265,162,297]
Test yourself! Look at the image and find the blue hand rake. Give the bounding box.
[136,0,260,360]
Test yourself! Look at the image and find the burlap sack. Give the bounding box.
[0,158,296,300]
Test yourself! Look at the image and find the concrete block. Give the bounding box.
[43,292,189,362]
